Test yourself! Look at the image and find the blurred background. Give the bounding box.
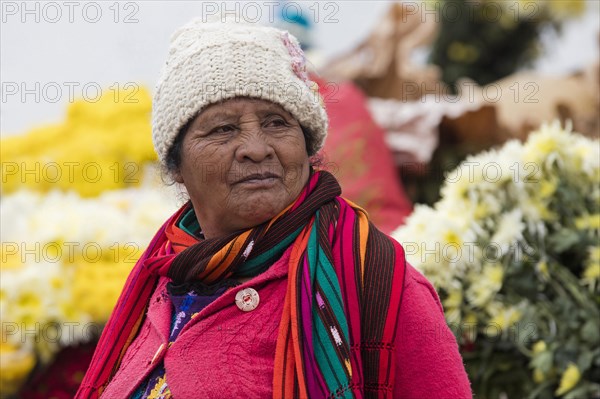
[1,1,599,398]
[2,1,599,135]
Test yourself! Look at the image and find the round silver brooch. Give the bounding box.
[235,287,260,312]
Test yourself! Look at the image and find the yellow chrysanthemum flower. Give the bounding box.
[547,0,585,20]
[70,245,142,322]
[466,263,504,307]
[522,122,572,168]
[537,179,557,199]
[0,250,22,270]
[1,86,156,197]
[532,340,547,354]
[444,289,463,308]
[0,343,36,396]
[582,246,600,290]
[447,41,479,63]
[462,312,478,342]
[486,304,522,334]
[555,363,581,396]
[536,259,550,281]
[533,368,547,383]
[487,263,504,286]
[575,213,600,231]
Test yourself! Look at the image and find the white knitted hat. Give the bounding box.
[152,17,329,166]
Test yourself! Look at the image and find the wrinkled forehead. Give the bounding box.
[194,97,296,122]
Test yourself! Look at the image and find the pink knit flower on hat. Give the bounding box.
[281,31,310,85]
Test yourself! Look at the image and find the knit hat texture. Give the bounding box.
[152,17,328,166]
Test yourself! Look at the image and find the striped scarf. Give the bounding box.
[76,171,406,398]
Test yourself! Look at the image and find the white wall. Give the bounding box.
[1,0,598,136]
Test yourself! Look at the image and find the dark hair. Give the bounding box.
[163,118,192,183]
[162,120,317,184]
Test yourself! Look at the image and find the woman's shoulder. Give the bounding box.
[378,231,444,314]
[367,232,443,315]
[393,263,473,398]
[401,262,444,314]
[401,262,444,318]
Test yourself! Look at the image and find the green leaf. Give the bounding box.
[580,320,600,345]
[577,350,594,371]
[531,352,553,374]
[548,229,580,253]
[563,384,589,399]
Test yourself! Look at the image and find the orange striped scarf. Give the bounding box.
[76,171,406,398]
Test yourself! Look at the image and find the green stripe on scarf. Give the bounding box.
[314,316,353,398]
[239,226,303,275]
[308,210,353,396]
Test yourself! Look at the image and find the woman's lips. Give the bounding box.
[234,173,281,188]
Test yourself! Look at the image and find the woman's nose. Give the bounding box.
[234,127,275,163]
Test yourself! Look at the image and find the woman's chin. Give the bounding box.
[238,209,278,228]
[234,202,286,229]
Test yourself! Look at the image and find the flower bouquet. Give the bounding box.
[393,122,599,398]
[0,88,177,397]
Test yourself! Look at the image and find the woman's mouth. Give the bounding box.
[234,173,281,187]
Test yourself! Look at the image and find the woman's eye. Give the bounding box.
[210,125,236,135]
[264,116,288,128]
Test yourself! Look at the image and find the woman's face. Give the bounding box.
[174,98,310,239]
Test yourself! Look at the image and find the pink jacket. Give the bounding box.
[101,247,472,398]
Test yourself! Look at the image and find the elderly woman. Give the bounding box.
[77,18,471,399]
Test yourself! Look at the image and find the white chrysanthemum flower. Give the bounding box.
[485,302,524,335]
[466,262,504,308]
[523,121,573,171]
[490,209,525,255]
[1,184,179,353]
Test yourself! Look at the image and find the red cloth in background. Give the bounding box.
[316,79,412,233]
[19,343,96,399]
